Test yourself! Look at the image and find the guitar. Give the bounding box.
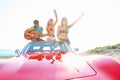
[24,30,41,40]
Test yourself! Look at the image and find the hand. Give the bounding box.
[34,35,39,39]
[78,13,85,20]
[45,33,48,36]
[54,9,57,14]
[42,33,48,37]
[31,34,35,38]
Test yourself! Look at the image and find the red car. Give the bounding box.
[0,41,120,80]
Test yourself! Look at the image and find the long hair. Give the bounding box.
[61,17,69,34]
[46,18,53,32]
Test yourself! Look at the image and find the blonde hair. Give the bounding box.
[61,17,69,34]
[46,18,53,32]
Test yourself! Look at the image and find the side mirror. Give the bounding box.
[73,48,79,54]
[15,49,20,57]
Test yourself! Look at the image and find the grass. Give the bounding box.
[87,43,120,53]
[80,43,120,63]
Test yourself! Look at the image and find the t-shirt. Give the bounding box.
[34,26,43,33]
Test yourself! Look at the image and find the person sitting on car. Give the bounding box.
[24,19,47,42]
[45,9,58,42]
[57,16,82,45]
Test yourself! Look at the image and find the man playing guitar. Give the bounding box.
[24,20,46,42]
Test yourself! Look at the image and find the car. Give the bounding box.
[0,41,120,80]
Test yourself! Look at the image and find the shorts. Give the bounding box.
[60,39,70,46]
[31,38,44,42]
[46,35,56,42]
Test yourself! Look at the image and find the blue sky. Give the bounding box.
[0,0,120,52]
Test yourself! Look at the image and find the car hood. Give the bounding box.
[0,54,96,80]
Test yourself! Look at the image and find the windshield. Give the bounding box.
[20,42,71,54]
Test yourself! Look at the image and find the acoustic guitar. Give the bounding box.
[24,30,41,40]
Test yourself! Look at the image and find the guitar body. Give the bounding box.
[24,30,40,40]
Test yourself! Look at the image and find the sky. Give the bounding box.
[0,0,120,52]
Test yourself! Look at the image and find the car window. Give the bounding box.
[53,46,60,50]
[33,46,41,52]
[43,46,51,51]
[20,42,72,54]
[33,46,41,50]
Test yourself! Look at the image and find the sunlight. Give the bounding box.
[3,56,27,71]
[62,54,85,70]
[0,0,120,52]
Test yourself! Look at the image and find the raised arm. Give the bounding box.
[53,9,58,26]
[69,13,85,28]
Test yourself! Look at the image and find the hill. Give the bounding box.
[80,43,120,62]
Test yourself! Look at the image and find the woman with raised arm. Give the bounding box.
[57,13,85,45]
[46,9,58,42]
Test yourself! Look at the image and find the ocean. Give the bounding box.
[0,49,17,56]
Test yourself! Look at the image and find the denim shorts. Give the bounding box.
[60,39,70,46]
